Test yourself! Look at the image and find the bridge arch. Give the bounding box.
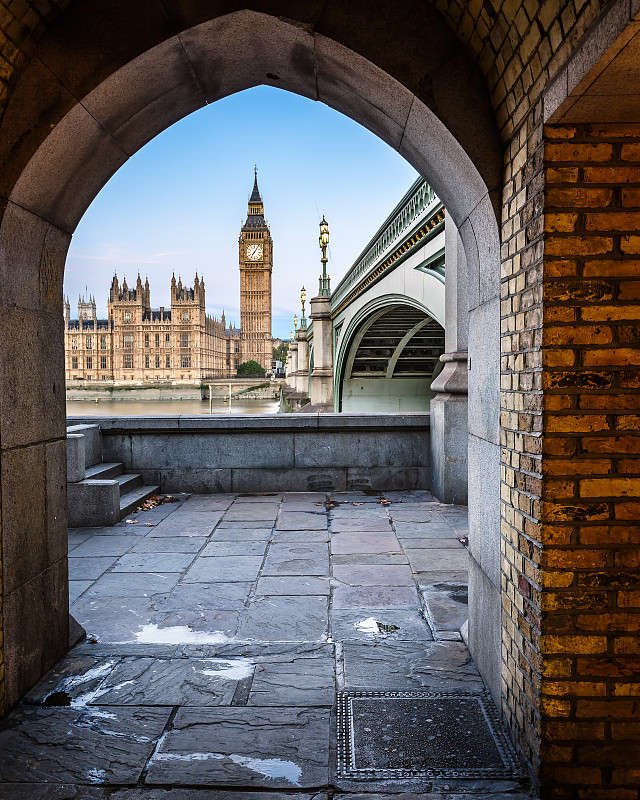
[0,2,502,730]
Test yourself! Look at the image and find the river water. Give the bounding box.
[66,398,281,416]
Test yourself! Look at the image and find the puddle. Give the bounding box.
[43,690,72,706]
[355,617,401,636]
[432,583,468,605]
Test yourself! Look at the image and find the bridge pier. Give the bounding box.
[295,327,309,398]
[309,295,333,410]
[430,222,468,504]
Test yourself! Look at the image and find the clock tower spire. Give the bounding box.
[238,168,273,372]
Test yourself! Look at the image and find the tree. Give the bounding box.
[237,360,266,376]
[273,342,289,362]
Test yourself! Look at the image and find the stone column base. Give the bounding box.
[430,352,468,504]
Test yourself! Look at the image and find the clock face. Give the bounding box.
[246,243,263,261]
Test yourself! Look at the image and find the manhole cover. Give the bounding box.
[337,691,523,779]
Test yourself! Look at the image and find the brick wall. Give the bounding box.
[502,122,640,797]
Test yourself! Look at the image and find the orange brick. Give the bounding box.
[541,696,571,716]
[545,213,578,232]
[614,548,640,567]
[545,236,613,256]
[584,259,640,277]
[614,637,640,654]
[546,187,613,207]
[583,348,638,367]
[584,166,640,183]
[613,683,640,696]
[576,698,640,717]
[542,765,602,784]
[619,281,640,300]
[547,142,613,162]
[543,325,612,346]
[546,414,609,433]
[621,235,640,254]
[542,549,607,569]
[586,211,640,231]
[621,143,640,161]
[543,680,606,697]
[579,396,640,411]
[577,613,640,633]
[580,477,640,497]
[547,166,579,183]
[543,349,576,367]
[621,187,640,206]
[543,459,611,476]
[541,635,607,655]
[582,305,640,321]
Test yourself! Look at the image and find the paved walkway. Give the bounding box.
[0,491,533,798]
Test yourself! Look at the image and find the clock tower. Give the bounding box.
[239,169,273,372]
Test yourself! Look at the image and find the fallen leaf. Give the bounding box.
[125,519,138,524]
[352,502,364,506]
[144,523,153,527]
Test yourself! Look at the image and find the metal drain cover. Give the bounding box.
[337,691,523,779]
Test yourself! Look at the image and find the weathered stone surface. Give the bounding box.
[330,519,392,532]
[201,541,268,557]
[211,527,272,541]
[397,537,461,548]
[223,505,278,522]
[342,641,483,691]
[237,596,329,641]
[332,586,419,610]
[256,576,331,596]
[276,512,328,531]
[330,532,401,554]
[333,565,414,586]
[70,597,157,643]
[22,653,118,705]
[84,572,181,597]
[0,706,170,784]
[248,656,334,706]
[404,548,468,572]
[112,553,197,573]
[68,556,119,580]
[69,580,93,604]
[330,610,432,643]
[130,536,208,553]
[149,512,223,537]
[271,529,330,543]
[262,543,329,576]
[146,609,239,640]
[181,496,235,511]
[67,535,139,557]
[331,554,408,565]
[393,521,454,537]
[145,707,330,787]
[161,583,252,611]
[183,556,263,583]
[388,506,433,523]
[93,656,251,705]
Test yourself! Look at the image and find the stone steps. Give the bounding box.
[66,424,159,527]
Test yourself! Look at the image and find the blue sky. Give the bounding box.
[65,86,418,339]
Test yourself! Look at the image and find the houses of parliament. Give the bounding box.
[64,172,275,383]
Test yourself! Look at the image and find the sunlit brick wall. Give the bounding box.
[502,121,640,798]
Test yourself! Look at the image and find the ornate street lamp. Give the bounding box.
[294,314,298,330]
[300,286,307,328]
[318,216,330,296]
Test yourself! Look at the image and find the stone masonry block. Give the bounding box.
[66,433,85,482]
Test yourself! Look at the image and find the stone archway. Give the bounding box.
[0,1,501,745]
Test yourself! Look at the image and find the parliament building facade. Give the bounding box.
[64,173,275,384]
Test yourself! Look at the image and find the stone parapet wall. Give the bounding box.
[66,413,431,495]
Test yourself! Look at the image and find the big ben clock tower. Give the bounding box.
[239,168,273,372]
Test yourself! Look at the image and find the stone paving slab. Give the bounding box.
[404,548,468,572]
[69,580,93,604]
[397,537,461,548]
[333,565,414,586]
[183,556,264,583]
[388,507,434,523]
[237,596,329,641]
[330,532,401,555]
[67,535,140,557]
[149,513,223,537]
[160,582,252,611]
[224,507,279,522]
[332,586,419,610]
[330,609,433,643]
[0,706,170,784]
[282,492,327,502]
[93,656,252,706]
[181,496,235,511]
[83,572,181,597]
[70,597,158,642]
[180,642,334,663]
[262,543,329,576]
[145,707,330,787]
[201,540,268,557]
[145,609,240,640]
[331,553,409,565]
[22,653,119,705]
[212,527,273,540]
[68,556,120,580]
[276,512,328,530]
[331,520,392,532]
[248,656,335,706]
[256,576,331,596]
[130,536,208,553]
[342,640,484,692]
[393,522,454,537]
[112,553,198,573]
[271,529,330,543]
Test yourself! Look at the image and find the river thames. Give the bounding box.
[66,398,281,416]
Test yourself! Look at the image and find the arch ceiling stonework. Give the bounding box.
[1,2,640,797]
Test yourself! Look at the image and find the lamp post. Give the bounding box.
[318,216,330,296]
[300,286,307,328]
[294,315,298,331]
